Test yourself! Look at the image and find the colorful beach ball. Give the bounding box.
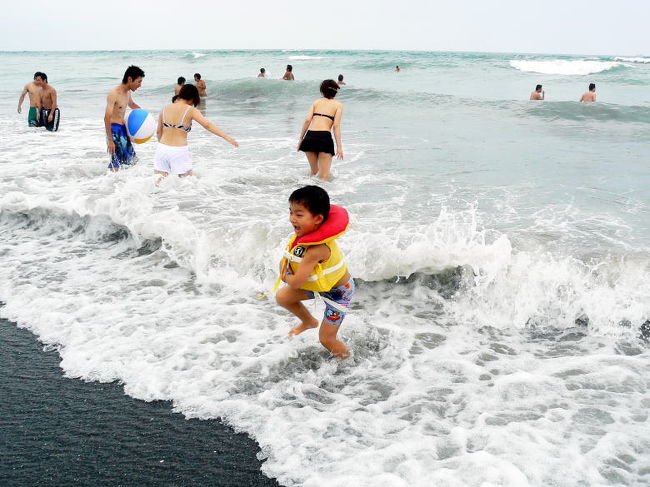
[126,109,156,144]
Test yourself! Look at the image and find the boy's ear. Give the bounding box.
[315,214,324,225]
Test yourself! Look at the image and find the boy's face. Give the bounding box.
[289,202,324,237]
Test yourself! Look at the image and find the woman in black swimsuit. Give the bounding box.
[297,79,344,180]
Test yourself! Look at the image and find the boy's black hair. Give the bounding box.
[589,83,596,91]
[286,64,293,72]
[338,74,344,81]
[172,83,201,106]
[177,76,186,84]
[289,186,330,221]
[260,67,266,73]
[194,73,201,80]
[536,84,542,91]
[122,65,145,84]
[320,79,339,99]
[34,71,45,80]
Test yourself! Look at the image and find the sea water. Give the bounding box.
[0,50,649,486]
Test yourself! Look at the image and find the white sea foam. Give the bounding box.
[614,56,650,64]
[509,59,625,75]
[192,51,207,59]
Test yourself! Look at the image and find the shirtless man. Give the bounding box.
[258,67,266,78]
[282,65,295,80]
[104,65,144,171]
[530,84,544,100]
[194,73,207,97]
[580,83,597,102]
[175,76,186,96]
[39,73,60,132]
[17,72,44,127]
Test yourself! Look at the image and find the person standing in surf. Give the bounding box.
[530,84,544,100]
[282,65,295,80]
[153,84,238,179]
[39,73,60,132]
[17,72,44,127]
[175,76,186,96]
[194,73,207,97]
[104,65,144,171]
[580,83,597,102]
[297,79,344,181]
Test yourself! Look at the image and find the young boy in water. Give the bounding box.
[275,186,354,358]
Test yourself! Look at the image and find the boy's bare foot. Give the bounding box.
[289,318,319,336]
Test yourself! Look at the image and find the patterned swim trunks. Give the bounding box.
[305,279,355,325]
[108,123,136,170]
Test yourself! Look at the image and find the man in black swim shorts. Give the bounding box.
[39,73,60,132]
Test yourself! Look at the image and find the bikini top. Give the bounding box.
[313,112,335,121]
[162,106,192,132]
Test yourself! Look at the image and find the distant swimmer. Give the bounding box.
[282,64,295,80]
[580,83,597,102]
[394,65,401,72]
[39,73,60,132]
[104,65,144,171]
[154,84,238,179]
[175,76,186,96]
[297,79,343,181]
[194,73,207,97]
[530,84,545,100]
[17,72,44,127]
[337,74,346,86]
[258,67,266,78]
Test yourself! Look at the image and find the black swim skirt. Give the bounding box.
[299,130,335,155]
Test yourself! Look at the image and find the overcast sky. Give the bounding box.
[2,0,649,55]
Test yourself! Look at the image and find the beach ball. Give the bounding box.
[126,109,156,144]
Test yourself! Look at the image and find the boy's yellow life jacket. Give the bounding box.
[265,205,349,295]
[285,235,347,292]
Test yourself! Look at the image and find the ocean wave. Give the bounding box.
[2,197,647,334]
[614,56,650,64]
[510,59,628,75]
[288,55,325,60]
[522,101,650,124]
[1,191,649,487]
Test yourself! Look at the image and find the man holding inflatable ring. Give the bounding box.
[104,65,144,171]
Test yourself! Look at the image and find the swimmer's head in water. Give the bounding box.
[338,74,344,81]
[178,76,186,85]
[173,84,201,106]
[320,79,339,99]
[194,73,201,80]
[536,84,542,91]
[589,83,596,91]
[289,185,330,223]
[260,67,266,73]
[286,65,293,72]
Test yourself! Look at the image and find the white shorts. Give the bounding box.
[153,143,192,174]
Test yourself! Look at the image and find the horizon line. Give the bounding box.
[0,47,643,58]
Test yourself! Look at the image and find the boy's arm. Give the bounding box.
[283,245,330,289]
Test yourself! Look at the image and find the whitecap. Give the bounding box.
[509,59,625,75]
